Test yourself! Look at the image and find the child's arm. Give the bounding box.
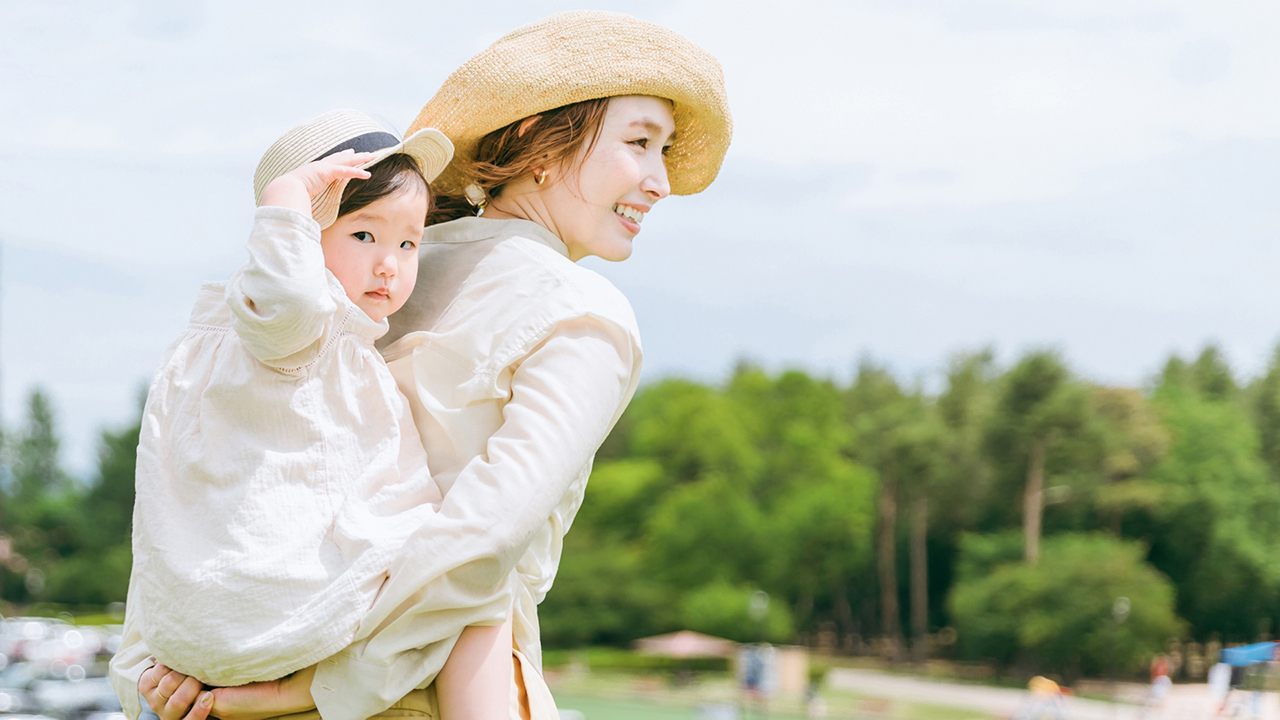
[226,151,373,369]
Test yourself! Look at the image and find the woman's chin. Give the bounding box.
[596,238,635,262]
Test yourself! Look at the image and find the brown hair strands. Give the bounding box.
[428,98,610,224]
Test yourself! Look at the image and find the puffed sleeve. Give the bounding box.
[225,206,340,370]
[311,316,639,720]
[108,575,153,720]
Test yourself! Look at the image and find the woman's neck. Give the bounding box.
[483,195,561,243]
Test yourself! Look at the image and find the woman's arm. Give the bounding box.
[306,316,639,720]
[157,317,638,720]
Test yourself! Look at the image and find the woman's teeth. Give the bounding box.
[613,204,644,224]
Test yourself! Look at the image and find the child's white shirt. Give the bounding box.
[126,206,441,686]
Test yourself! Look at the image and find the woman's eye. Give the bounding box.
[353,231,373,243]
[629,138,648,149]
[662,144,673,156]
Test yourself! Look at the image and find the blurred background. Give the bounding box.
[4,1,1280,718]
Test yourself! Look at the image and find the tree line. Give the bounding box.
[6,344,1280,679]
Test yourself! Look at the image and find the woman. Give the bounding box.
[127,11,730,720]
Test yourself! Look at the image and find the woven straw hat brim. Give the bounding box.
[254,109,454,229]
[408,11,731,197]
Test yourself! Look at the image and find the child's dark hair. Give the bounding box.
[338,153,432,224]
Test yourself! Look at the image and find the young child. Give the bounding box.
[112,110,511,720]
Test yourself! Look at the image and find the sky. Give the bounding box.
[4,0,1280,476]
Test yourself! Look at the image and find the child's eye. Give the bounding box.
[400,240,417,250]
[353,231,373,243]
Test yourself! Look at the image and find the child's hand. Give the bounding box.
[259,150,376,215]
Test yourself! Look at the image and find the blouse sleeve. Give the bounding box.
[311,316,640,720]
[108,578,153,720]
[225,206,339,370]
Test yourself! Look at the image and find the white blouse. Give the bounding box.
[116,207,440,692]
[309,217,642,720]
[111,216,642,720]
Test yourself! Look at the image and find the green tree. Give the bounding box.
[892,407,948,663]
[846,360,914,660]
[949,533,1182,678]
[626,379,762,485]
[644,474,766,589]
[2,389,80,603]
[1250,344,1280,481]
[1145,363,1280,639]
[680,581,793,643]
[934,350,997,532]
[765,459,877,636]
[985,352,1101,564]
[539,527,671,647]
[1091,386,1169,536]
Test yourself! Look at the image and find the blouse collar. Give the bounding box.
[425,216,570,259]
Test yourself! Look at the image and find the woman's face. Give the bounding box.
[544,95,675,262]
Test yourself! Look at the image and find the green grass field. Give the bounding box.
[550,684,991,720]
[552,693,809,719]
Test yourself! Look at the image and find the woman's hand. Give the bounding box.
[138,664,213,720]
[259,150,375,214]
[138,663,318,720]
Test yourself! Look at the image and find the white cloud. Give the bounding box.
[662,0,1280,208]
[6,0,1280,473]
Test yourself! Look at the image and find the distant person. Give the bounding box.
[1016,676,1068,720]
[1208,661,1232,714]
[118,10,732,720]
[1140,654,1171,718]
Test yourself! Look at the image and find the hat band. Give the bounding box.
[313,131,400,161]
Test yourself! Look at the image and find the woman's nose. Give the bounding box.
[643,159,671,201]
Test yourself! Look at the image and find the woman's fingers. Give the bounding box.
[165,675,204,719]
[139,664,205,720]
[180,690,214,720]
[138,663,164,696]
[155,668,184,704]
[140,664,175,714]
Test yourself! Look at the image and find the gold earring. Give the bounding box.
[463,183,488,210]
[534,168,548,185]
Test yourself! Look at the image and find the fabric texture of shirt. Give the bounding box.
[115,207,441,697]
[308,216,643,720]
[110,215,642,720]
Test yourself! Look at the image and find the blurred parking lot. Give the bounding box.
[0,617,123,720]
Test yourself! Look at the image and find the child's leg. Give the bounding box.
[435,612,513,720]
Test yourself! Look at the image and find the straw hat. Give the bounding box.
[254,109,454,229]
[408,11,731,197]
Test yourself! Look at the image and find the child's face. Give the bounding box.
[320,186,427,322]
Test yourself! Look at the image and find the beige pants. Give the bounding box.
[267,646,555,720]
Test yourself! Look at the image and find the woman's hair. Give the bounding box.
[338,153,432,224]
[429,98,610,224]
